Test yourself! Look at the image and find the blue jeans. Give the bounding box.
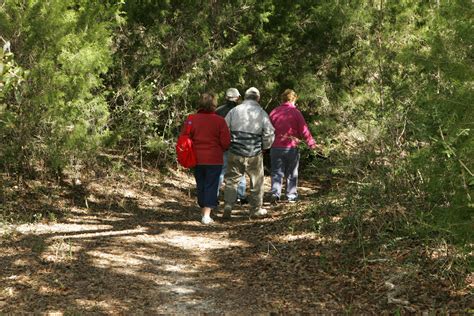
[194,165,222,208]
[219,151,246,199]
[270,148,299,200]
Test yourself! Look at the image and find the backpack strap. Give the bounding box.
[184,114,194,136]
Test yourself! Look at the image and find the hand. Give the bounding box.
[313,146,328,159]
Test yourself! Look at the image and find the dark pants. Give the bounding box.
[194,165,222,208]
[270,148,299,200]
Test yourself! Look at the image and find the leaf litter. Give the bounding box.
[0,170,471,314]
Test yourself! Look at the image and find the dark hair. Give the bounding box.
[198,93,217,111]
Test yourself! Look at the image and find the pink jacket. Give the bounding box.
[269,102,316,149]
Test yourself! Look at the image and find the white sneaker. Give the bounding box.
[288,196,298,203]
[251,208,268,218]
[201,216,214,225]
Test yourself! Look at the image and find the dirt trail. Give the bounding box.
[0,170,470,314]
[0,170,323,314]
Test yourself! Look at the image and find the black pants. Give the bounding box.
[194,165,222,208]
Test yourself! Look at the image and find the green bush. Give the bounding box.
[0,0,119,176]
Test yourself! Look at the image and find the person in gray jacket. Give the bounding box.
[216,88,247,204]
[223,87,275,219]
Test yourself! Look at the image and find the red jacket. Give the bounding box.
[181,110,231,165]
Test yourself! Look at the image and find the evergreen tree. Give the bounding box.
[0,0,120,176]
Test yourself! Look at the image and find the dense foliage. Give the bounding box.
[1,0,118,177]
[1,1,472,242]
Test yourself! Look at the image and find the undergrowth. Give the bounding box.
[304,169,472,289]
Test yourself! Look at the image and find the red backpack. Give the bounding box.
[176,115,197,168]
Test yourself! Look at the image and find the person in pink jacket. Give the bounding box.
[269,89,317,203]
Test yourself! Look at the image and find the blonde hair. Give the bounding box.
[198,93,217,111]
[281,89,297,103]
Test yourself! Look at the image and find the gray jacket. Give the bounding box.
[225,99,275,157]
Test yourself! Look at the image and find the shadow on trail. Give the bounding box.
[1,234,213,313]
[0,177,224,314]
[201,180,470,313]
[1,175,469,314]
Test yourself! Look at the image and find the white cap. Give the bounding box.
[225,88,241,100]
[244,87,260,99]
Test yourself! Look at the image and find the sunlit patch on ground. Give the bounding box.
[74,298,117,311]
[0,171,470,314]
[50,226,148,240]
[170,285,197,294]
[161,263,198,273]
[88,250,144,273]
[159,230,248,250]
[42,239,82,263]
[65,215,126,224]
[1,286,16,298]
[3,223,114,235]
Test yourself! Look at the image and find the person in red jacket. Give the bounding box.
[269,89,317,203]
[180,93,231,224]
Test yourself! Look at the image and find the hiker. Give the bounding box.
[223,87,275,219]
[269,89,317,203]
[180,93,231,224]
[215,88,247,204]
